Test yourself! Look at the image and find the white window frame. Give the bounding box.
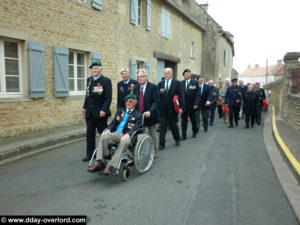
[137,0,142,26]
[68,50,87,95]
[0,39,23,97]
[190,41,195,59]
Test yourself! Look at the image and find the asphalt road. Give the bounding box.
[0,113,298,225]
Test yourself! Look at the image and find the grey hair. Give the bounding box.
[164,67,173,73]
[137,68,148,76]
[120,68,129,74]
[208,79,214,83]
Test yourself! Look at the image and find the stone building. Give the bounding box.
[0,0,205,138]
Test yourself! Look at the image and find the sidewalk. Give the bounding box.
[0,124,86,166]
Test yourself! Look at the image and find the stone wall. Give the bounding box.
[0,0,203,138]
[283,95,300,131]
[264,78,284,114]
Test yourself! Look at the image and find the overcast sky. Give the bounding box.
[196,0,300,73]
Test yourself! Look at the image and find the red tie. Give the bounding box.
[139,86,144,113]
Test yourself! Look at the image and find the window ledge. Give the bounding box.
[0,96,33,103]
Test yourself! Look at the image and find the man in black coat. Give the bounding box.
[82,61,112,161]
[180,69,200,140]
[208,80,219,126]
[243,85,259,128]
[87,94,142,175]
[158,68,185,150]
[134,69,160,158]
[117,68,138,109]
[254,82,266,125]
[225,78,243,128]
[239,80,248,119]
[196,76,212,132]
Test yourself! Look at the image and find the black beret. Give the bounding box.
[89,61,102,69]
[231,78,238,82]
[182,69,191,75]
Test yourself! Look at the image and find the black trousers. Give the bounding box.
[217,105,222,118]
[159,116,180,145]
[229,106,240,125]
[256,107,262,124]
[196,109,209,131]
[86,114,108,157]
[245,113,255,127]
[181,111,197,137]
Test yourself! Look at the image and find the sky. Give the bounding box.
[196,0,300,73]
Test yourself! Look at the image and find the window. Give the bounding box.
[223,50,227,67]
[161,9,171,39]
[137,61,144,70]
[190,41,195,58]
[68,51,86,94]
[137,0,142,26]
[0,39,22,96]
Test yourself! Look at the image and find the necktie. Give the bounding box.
[166,80,169,93]
[186,81,189,91]
[139,86,144,113]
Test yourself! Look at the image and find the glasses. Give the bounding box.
[137,75,146,78]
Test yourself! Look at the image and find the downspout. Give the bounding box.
[201,32,206,75]
[215,30,224,81]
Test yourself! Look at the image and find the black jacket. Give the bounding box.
[255,88,266,106]
[209,86,219,109]
[106,108,142,137]
[134,82,160,126]
[225,85,243,108]
[83,75,112,119]
[181,79,200,113]
[117,79,139,109]
[243,91,259,115]
[199,83,212,110]
[158,79,185,117]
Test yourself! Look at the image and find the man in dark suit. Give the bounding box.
[82,61,112,162]
[158,68,185,150]
[196,76,212,132]
[254,82,266,125]
[117,68,138,109]
[180,69,200,140]
[87,94,142,175]
[225,78,243,128]
[239,80,248,119]
[134,69,160,158]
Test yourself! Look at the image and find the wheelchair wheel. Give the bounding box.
[134,134,154,174]
[123,167,132,181]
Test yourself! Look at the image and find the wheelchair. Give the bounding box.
[88,114,155,181]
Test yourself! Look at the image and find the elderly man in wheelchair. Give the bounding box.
[87,93,154,178]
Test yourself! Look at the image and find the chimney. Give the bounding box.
[255,64,259,68]
[247,64,251,69]
[277,59,282,65]
[199,4,208,12]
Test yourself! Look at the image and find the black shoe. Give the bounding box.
[158,145,165,151]
[257,122,261,125]
[235,123,238,127]
[192,133,197,138]
[82,156,91,162]
[175,141,180,147]
[244,126,249,129]
[251,124,254,127]
[180,136,187,141]
[204,128,208,132]
[228,124,233,128]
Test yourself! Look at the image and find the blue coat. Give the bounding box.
[134,82,160,126]
[83,75,112,119]
[225,85,243,108]
[117,79,139,109]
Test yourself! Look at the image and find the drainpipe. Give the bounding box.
[215,30,224,81]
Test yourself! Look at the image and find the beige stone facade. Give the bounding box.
[0,0,203,138]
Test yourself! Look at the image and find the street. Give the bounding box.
[0,113,298,225]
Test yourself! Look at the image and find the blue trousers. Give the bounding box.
[210,108,216,125]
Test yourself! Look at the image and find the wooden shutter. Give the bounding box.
[28,41,46,98]
[145,61,150,77]
[161,9,166,37]
[91,0,102,10]
[146,0,151,31]
[53,46,69,97]
[130,0,138,25]
[91,52,102,64]
[130,59,137,80]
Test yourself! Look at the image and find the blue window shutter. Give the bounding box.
[166,11,171,38]
[91,0,102,10]
[161,10,166,37]
[146,0,151,31]
[53,46,69,97]
[28,41,46,98]
[130,0,138,25]
[145,61,150,77]
[91,52,102,64]
[130,59,137,80]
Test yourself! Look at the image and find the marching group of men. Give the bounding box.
[83,61,266,175]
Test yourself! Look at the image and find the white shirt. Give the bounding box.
[165,78,172,90]
[124,79,130,85]
[93,74,101,81]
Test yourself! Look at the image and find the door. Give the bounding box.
[156,59,165,83]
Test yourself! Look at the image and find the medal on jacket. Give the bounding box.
[86,79,92,97]
[129,84,135,94]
